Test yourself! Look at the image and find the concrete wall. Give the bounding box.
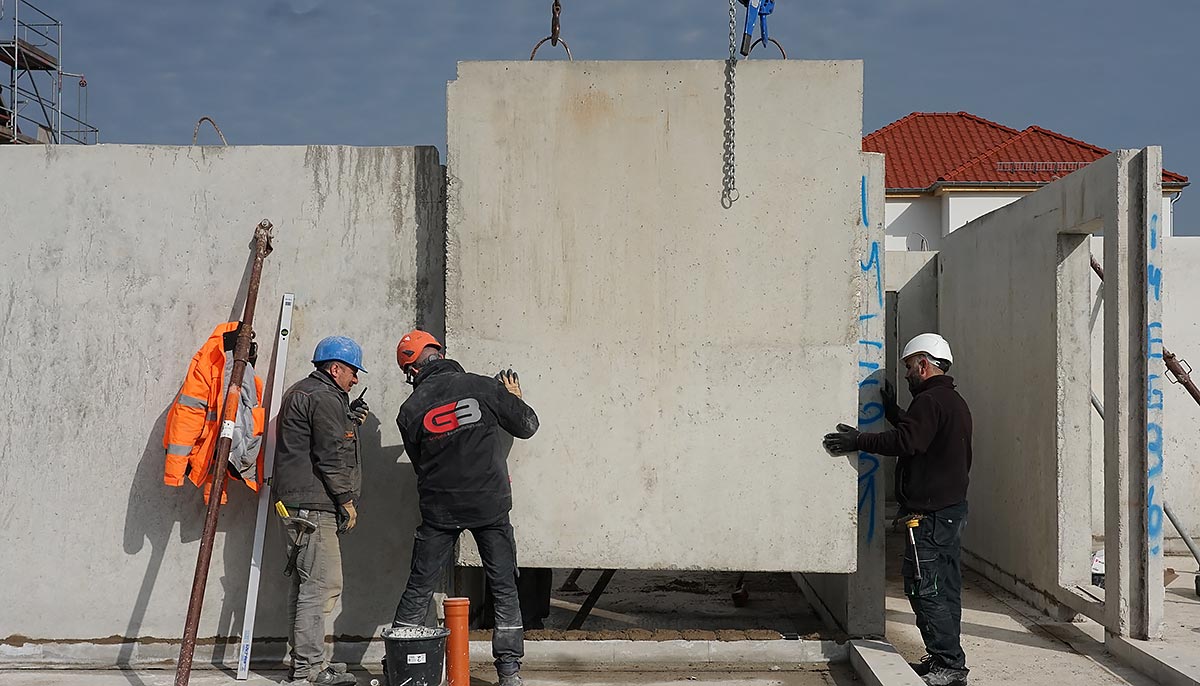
[0,145,444,664]
[878,251,939,504]
[446,60,874,573]
[936,148,1142,594]
[940,149,1165,637]
[801,152,887,636]
[1162,238,1200,537]
[1089,236,1200,547]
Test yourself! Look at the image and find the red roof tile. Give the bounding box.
[863,112,1189,191]
[863,112,1018,190]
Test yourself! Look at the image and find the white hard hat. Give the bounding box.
[902,333,953,364]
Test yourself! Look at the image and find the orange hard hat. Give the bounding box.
[396,330,443,369]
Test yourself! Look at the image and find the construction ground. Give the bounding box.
[3,36,1200,686]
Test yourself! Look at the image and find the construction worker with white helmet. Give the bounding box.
[389,329,539,686]
[274,335,370,685]
[824,333,973,686]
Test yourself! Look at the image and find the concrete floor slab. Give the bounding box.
[0,668,857,686]
[885,533,1157,686]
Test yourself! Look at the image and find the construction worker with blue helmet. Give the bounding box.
[273,335,370,685]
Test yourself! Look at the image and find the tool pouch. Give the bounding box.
[903,549,940,598]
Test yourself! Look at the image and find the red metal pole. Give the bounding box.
[174,220,274,686]
[1091,254,1200,408]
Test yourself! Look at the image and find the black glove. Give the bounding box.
[336,500,358,534]
[348,396,369,426]
[822,423,860,455]
[495,369,522,399]
[881,379,899,417]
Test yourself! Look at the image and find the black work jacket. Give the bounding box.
[397,359,539,528]
[857,375,972,512]
[272,370,361,511]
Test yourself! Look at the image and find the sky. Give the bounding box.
[16,0,1200,233]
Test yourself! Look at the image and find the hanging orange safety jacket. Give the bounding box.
[163,322,266,503]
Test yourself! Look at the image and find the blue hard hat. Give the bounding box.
[312,336,366,373]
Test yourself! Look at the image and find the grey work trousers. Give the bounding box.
[286,509,343,677]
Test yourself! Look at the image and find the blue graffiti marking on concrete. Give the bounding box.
[860,241,883,309]
[857,453,880,541]
[1148,322,1164,359]
[1148,373,1164,410]
[1147,423,1164,478]
[1145,212,1164,558]
[1148,484,1163,557]
[856,238,884,543]
[1148,265,1163,302]
[860,402,884,425]
[861,175,869,227]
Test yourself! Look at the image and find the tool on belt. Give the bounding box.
[276,501,317,577]
[894,513,927,581]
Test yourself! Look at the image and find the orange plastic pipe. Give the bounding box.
[444,597,470,686]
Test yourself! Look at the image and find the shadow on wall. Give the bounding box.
[332,411,421,668]
[120,404,260,676]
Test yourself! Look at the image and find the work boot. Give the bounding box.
[498,672,523,686]
[909,654,937,676]
[922,665,968,686]
[311,666,357,685]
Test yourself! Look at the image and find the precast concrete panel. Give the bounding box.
[939,150,1165,637]
[0,145,443,650]
[446,60,873,572]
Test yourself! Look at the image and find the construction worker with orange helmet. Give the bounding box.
[390,330,539,686]
[824,333,972,686]
[274,335,370,685]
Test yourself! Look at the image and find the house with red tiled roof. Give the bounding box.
[863,112,1189,251]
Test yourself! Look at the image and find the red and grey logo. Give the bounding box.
[423,398,482,434]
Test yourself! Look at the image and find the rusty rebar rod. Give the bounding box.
[1090,255,1200,408]
[174,219,274,686]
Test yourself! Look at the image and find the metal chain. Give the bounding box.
[721,0,739,208]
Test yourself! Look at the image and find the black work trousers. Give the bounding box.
[393,513,523,676]
[901,500,968,672]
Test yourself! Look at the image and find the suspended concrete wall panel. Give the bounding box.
[446,60,876,572]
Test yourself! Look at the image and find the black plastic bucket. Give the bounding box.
[380,625,451,686]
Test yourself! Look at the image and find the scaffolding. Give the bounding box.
[0,0,97,144]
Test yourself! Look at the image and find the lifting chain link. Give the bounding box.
[530,0,573,60]
[721,0,739,208]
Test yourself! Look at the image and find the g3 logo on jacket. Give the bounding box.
[423,398,483,434]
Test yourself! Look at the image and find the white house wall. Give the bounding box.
[944,193,1025,235]
[884,197,941,251]
[883,192,1180,250]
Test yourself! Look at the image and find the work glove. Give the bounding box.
[336,500,358,534]
[822,423,860,455]
[348,396,370,426]
[880,379,899,417]
[496,369,522,399]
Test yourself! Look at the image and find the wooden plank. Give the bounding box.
[0,38,59,70]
